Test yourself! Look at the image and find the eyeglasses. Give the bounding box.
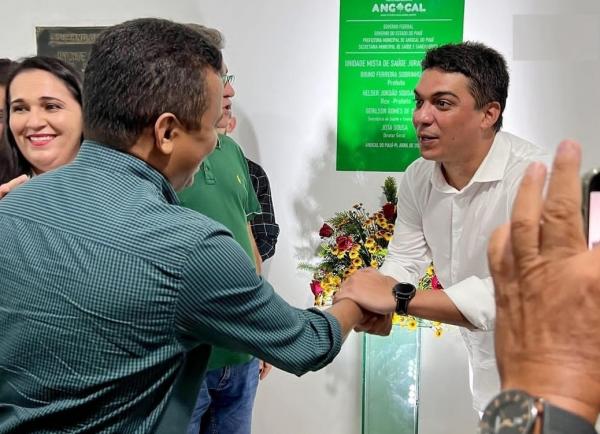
[222,73,235,86]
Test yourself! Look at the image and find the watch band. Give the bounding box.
[542,402,597,434]
[392,282,416,316]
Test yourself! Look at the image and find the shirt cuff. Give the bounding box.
[443,276,495,330]
[303,308,344,372]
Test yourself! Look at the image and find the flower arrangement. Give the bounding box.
[300,177,445,336]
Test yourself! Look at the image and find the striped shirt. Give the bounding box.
[0,141,342,433]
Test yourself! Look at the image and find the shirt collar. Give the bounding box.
[74,140,180,205]
[430,132,511,192]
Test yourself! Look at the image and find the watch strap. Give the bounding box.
[392,283,416,316]
[542,402,597,434]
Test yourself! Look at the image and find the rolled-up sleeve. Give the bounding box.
[444,276,495,330]
[175,227,342,376]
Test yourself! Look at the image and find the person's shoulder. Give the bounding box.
[152,204,227,236]
[246,158,266,176]
[500,131,550,161]
[218,134,242,152]
[404,156,434,181]
[217,135,248,161]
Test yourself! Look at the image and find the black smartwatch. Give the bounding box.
[392,282,416,315]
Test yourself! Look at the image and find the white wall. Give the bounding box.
[3,1,600,433]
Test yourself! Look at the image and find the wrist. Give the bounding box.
[332,298,365,323]
[501,359,600,425]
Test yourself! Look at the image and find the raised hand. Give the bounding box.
[488,140,600,424]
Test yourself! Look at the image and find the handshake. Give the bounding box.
[335,140,600,430]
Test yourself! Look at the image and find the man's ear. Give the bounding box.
[481,101,501,130]
[153,113,180,155]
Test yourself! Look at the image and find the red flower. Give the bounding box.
[335,235,353,251]
[382,203,397,222]
[319,223,334,238]
[310,280,323,296]
[431,275,443,290]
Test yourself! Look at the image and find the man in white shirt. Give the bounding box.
[337,41,549,413]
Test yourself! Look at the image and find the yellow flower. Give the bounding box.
[406,318,418,331]
[343,269,353,278]
[349,250,359,259]
[352,258,363,267]
[370,259,378,268]
[337,252,346,259]
[331,247,340,256]
[383,232,393,241]
[332,275,342,285]
[348,266,358,275]
[365,238,376,248]
[386,223,395,231]
[426,265,434,277]
[433,327,443,337]
[376,218,387,227]
[392,314,406,325]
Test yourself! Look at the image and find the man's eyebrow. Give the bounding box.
[413,90,460,99]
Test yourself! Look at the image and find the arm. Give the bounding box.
[247,223,263,274]
[247,159,279,261]
[336,267,472,328]
[338,167,476,328]
[176,229,367,376]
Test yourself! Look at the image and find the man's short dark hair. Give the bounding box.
[186,24,224,51]
[83,18,223,150]
[421,41,509,132]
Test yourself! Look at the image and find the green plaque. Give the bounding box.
[337,0,465,171]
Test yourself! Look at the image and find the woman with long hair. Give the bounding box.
[0,56,83,197]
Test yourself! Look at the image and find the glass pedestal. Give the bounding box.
[362,327,421,434]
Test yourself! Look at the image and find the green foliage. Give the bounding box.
[382,176,398,205]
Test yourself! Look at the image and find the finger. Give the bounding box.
[488,223,517,302]
[0,175,29,199]
[259,363,272,380]
[354,314,378,332]
[510,162,547,269]
[6,174,29,189]
[541,140,586,255]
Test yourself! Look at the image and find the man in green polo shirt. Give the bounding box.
[179,25,265,434]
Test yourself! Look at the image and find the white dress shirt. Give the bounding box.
[380,131,550,411]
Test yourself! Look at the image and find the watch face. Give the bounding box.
[394,282,415,296]
[479,390,538,434]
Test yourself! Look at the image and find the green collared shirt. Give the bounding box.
[0,141,342,433]
[178,135,260,369]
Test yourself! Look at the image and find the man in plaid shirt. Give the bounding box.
[226,115,280,262]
